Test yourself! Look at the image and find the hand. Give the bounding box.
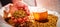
[12,0,30,15]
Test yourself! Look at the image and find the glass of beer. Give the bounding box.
[32,7,48,21]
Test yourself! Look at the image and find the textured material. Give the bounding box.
[12,14,58,27]
[27,14,58,27]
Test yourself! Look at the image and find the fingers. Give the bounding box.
[12,0,30,16]
[9,4,18,14]
[16,2,25,8]
[12,0,25,8]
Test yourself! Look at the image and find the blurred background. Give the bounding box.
[0,0,60,27]
[0,0,60,13]
[23,0,60,13]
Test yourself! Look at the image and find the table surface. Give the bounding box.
[0,4,60,27]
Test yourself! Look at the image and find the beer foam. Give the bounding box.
[29,7,47,13]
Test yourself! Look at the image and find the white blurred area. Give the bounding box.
[0,0,60,13]
[36,0,60,12]
[0,2,2,9]
[23,0,60,13]
[23,0,36,6]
